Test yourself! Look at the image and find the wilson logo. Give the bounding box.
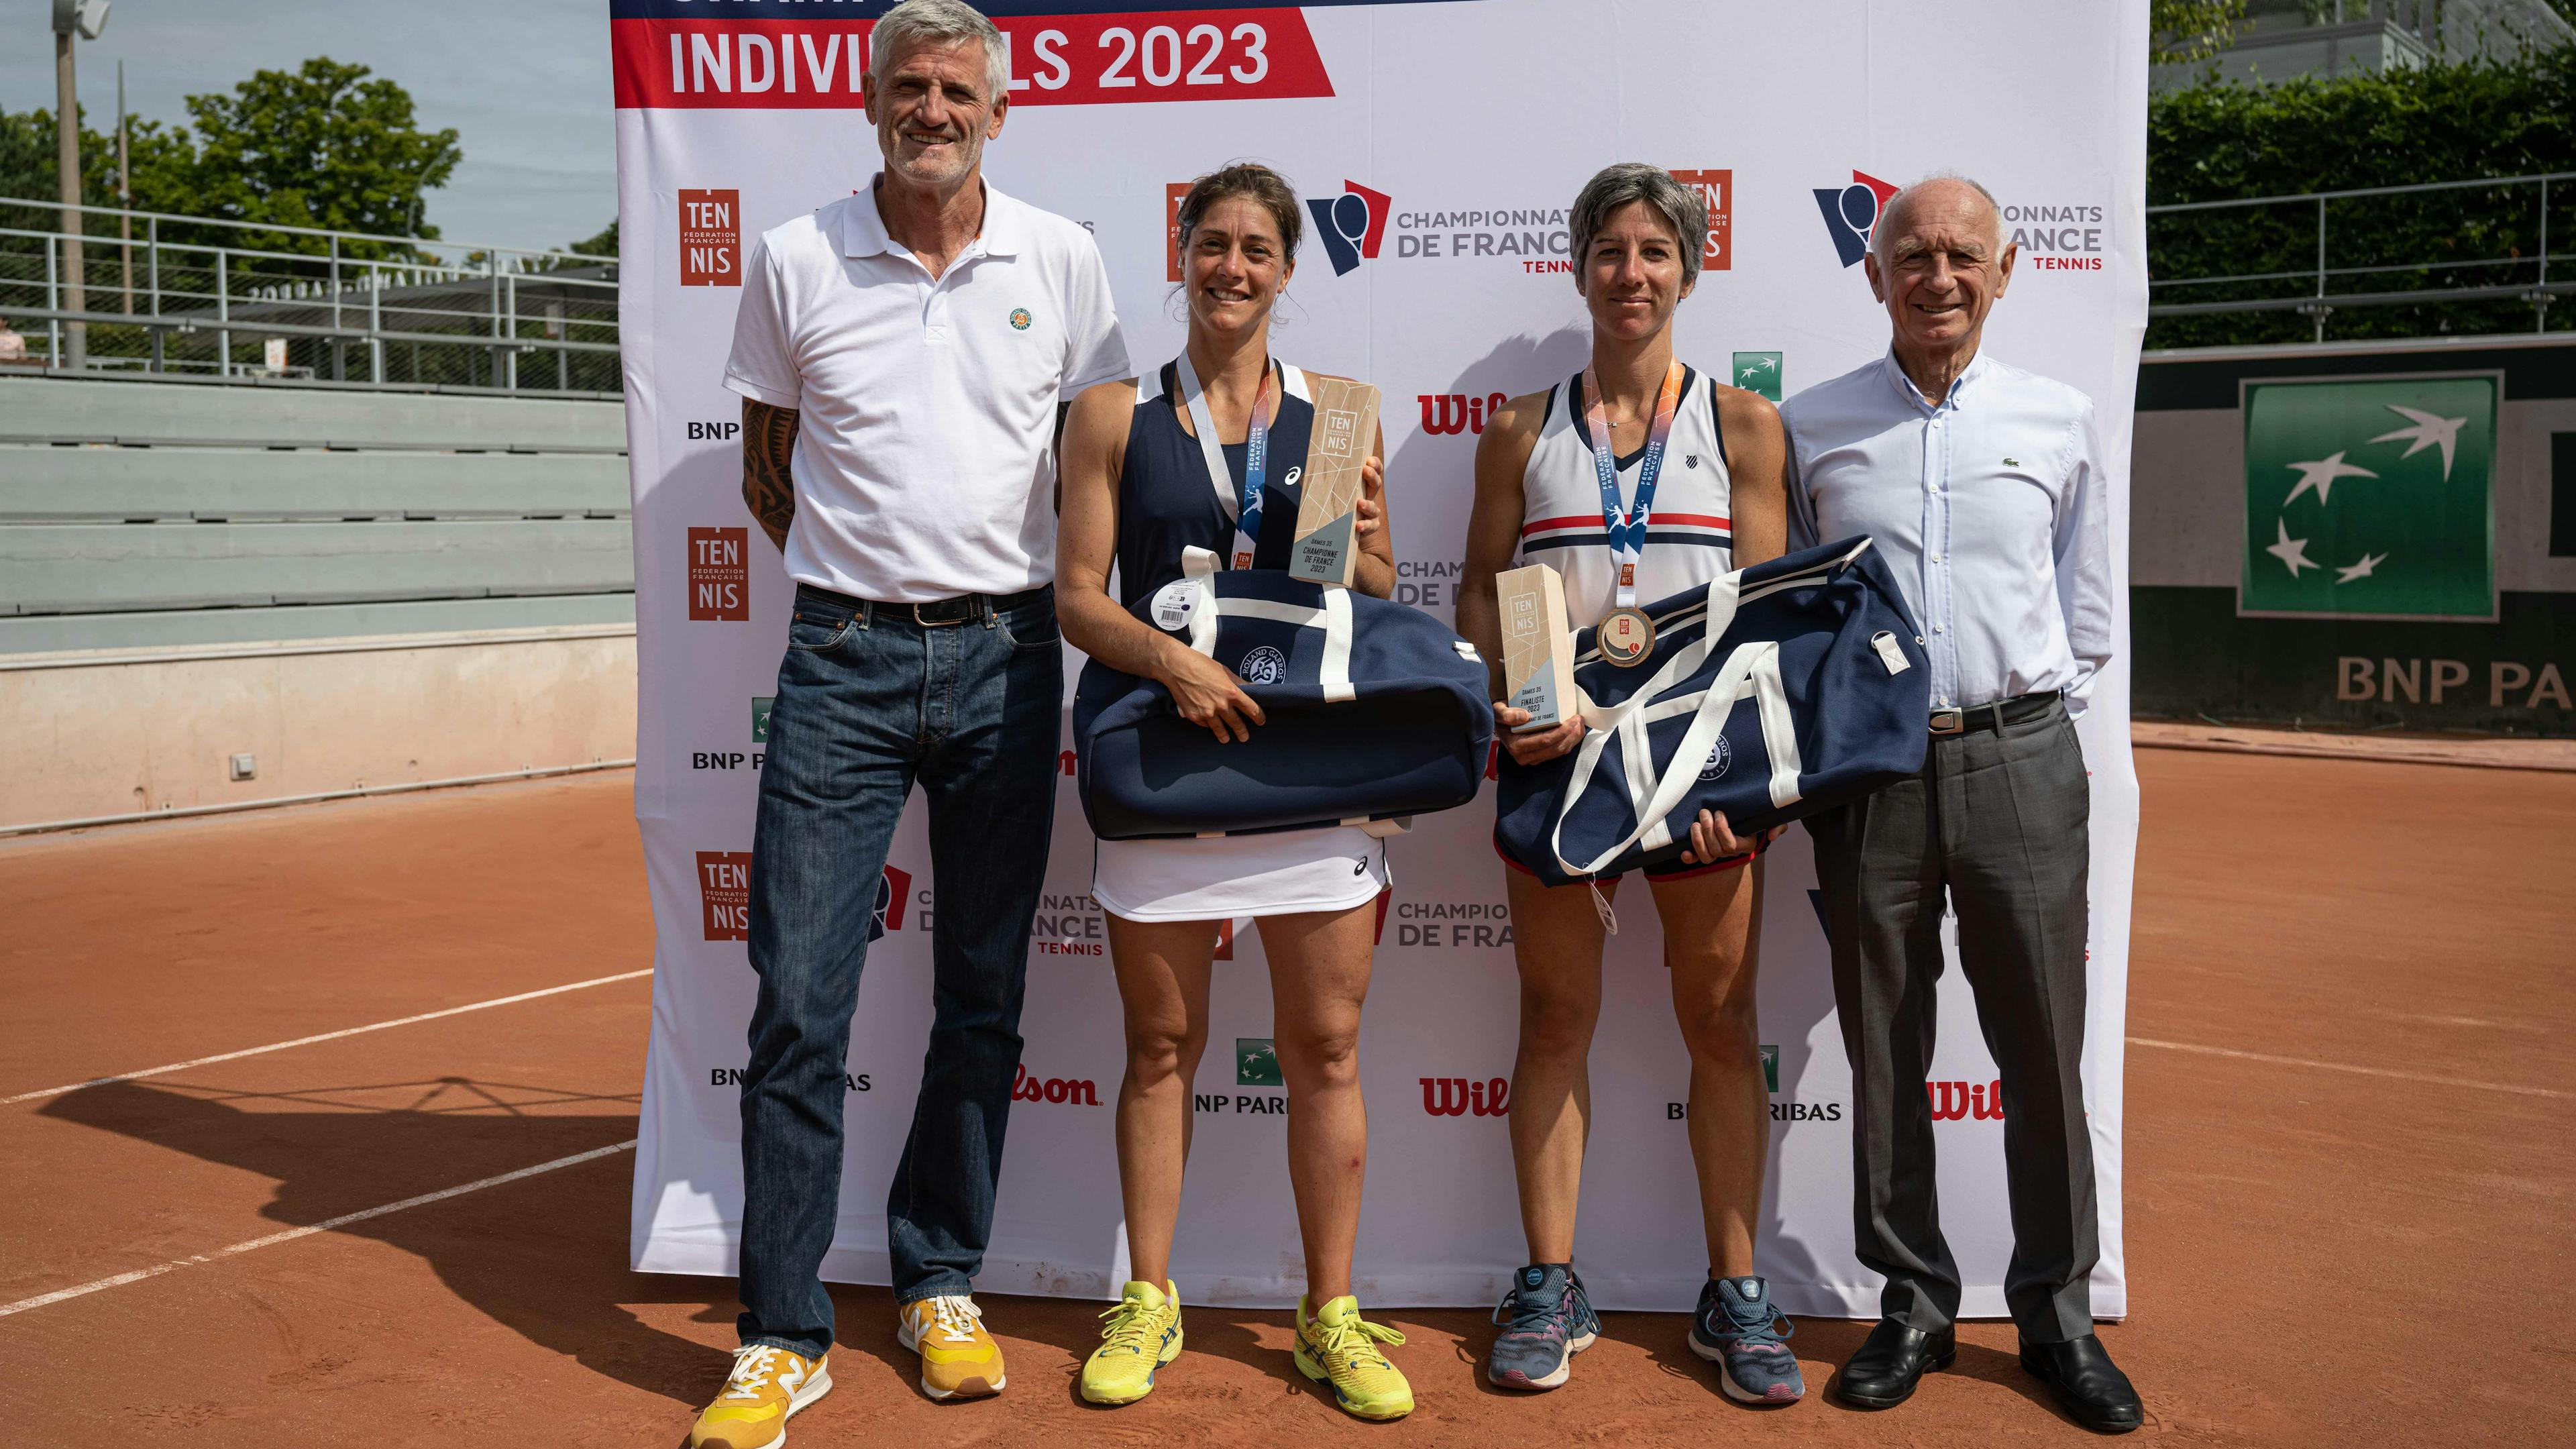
[1419,391,1509,436]
[1421,1076,1510,1117]
[1927,1079,2005,1122]
[1014,1065,1102,1106]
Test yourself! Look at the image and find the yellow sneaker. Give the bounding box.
[895,1294,1006,1401]
[1293,1293,1415,1421]
[1081,1279,1185,1405]
[686,1344,831,1449]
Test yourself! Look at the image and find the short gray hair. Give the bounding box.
[1568,164,1709,288]
[1871,172,2004,260]
[870,0,1011,105]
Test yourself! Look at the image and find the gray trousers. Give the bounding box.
[1806,698,2098,1342]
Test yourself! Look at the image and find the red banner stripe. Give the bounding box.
[611,11,1332,109]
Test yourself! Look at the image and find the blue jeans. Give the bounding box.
[737,584,1064,1358]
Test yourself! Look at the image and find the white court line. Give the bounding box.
[2128,1036,2571,1102]
[0,1140,636,1319]
[2,969,653,1106]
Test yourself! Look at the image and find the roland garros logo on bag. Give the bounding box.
[1237,645,1288,684]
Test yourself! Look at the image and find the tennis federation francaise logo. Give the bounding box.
[2240,376,2496,620]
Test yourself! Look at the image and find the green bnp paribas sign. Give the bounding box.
[2241,376,2497,620]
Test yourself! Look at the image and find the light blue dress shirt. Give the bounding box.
[1780,350,2112,717]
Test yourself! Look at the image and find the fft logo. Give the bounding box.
[1812,170,1900,268]
[1928,1079,2005,1121]
[1421,1075,1510,1117]
[678,189,741,286]
[1666,168,1732,272]
[688,527,749,621]
[1165,181,1191,282]
[1419,392,1509,436]
[870,864,912,942]
[698,851,753,941]
[1305,180,1392,275]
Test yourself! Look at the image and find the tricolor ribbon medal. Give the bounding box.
[1177,350,1277,570]
[1584,360,1683,667]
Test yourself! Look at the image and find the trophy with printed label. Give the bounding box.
[1496,561,1578,732]
[1287,377,1381,587]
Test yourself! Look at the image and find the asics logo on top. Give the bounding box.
[1306,181,1393,275]
[1812,170,1900,268]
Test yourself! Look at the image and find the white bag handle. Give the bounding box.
[1551,640,1777,878]
[1174,545,1354,703]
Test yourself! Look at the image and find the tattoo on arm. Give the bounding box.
[742,399,800,551]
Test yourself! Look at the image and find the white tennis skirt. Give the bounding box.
[1092,824,1392,922]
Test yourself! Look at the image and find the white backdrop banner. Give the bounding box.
[614,0,2147,1318]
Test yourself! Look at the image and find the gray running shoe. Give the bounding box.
[1486,1263,1599,1391]
[1689,1276,1805,1404]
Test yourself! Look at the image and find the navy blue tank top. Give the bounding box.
[1114,359,1317,609]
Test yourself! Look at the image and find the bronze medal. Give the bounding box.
[1598,606,1655,667]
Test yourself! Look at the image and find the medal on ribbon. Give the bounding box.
[1583,361,1683,667]
[1176,350,1277,570]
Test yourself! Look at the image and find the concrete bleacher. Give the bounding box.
[0,370,641,829]
[0,372,635,654]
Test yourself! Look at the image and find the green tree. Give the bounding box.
[2148,44,2576,347]
[2151,0,2249,63]
[164,57,461,260]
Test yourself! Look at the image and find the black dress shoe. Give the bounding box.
[1833,1318,1956,1409]
[2020,1334,2143,1434]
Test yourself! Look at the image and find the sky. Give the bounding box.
[0,0,616,254]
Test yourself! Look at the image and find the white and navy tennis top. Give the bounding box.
[1516,364,1734,623]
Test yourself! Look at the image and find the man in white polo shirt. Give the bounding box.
[687,3,1127,1442]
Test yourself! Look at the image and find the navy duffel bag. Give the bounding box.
[1493,536,1931,888]
[1075,548,1497,841]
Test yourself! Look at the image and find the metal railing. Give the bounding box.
[2146,172,2573,344]
[0,198,622,392]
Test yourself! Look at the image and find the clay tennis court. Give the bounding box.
[1,745,2567,1446]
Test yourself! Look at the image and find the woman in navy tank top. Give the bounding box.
[1055,164,1416,1417]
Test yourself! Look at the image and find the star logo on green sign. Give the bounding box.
[1731,351,1782,402]
[1236,1037,1281,1087]
[2240,376,2495,620]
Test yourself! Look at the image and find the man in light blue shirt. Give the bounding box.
[1780,174,2139,1434]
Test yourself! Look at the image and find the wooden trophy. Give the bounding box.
[1286,377,1381,586]
[1495,561,1578,731]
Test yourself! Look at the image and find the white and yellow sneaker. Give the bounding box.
[686,1343,832,1449]
[1081,1279,1184,1405]
[1294,1293,1415,1421]
[896,1293,1006,1401]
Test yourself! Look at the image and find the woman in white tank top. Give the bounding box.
[1454,164,1802,1400]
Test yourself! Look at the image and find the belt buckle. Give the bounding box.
[1929,707,1964,737]
[912,600,970,628]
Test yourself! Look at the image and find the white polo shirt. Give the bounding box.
[723,178,1130,602]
